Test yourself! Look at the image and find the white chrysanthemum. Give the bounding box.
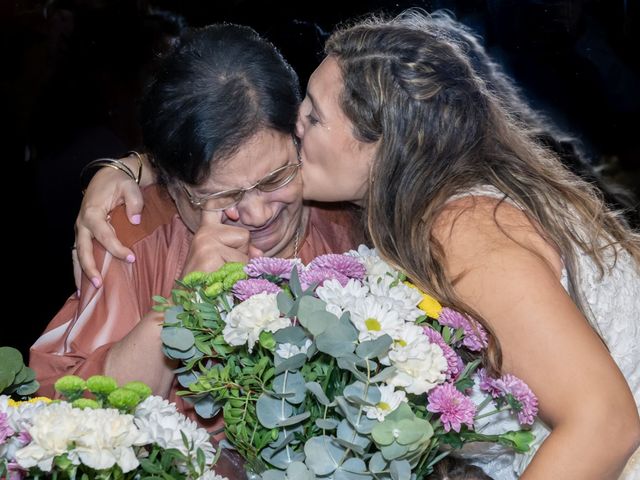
[14,402,83,471]
[350,296,404,342]
[367,275,424,322]
[316,278,369,314]
[387,326,448,395]
[134,406,216,468]
[347,245,397,277]
[363,385,407,422]
[276,339,312,359]
[73,409,144,473]
[222,293,291,352]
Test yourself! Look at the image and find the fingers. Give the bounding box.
[249,245,264,258]
[72,246,81,293]
[122,181,145,225]
[75,224,102,289]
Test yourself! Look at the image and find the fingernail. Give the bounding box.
[131,214,141,225]
[126,254,136,263]
[91,277,101,289]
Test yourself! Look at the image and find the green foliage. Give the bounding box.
[0,346,39,398]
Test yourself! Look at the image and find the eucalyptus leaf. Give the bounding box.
[177,371,198,388]
[277,291,295,317]
[262,446,305,470]
[161,327,195,351]
[269,432,297,450]
[337,419,371,450]
[305,382,334,407]
[336,358,367,382]
[274,353,307,375]
[301,310,339,337]
[303,436,345,476]
[289,265,303,298]
[162,344,197,360]
[163,305,184,326]
[355,335,393,360]
[316,329,356,358]
[15,380,39,397]
[257,394,293,429]
[315,418,340,430]
[380,441,409,461]
[262,470,286,480]
[285,461,316,480]
[273,371,306,404]
[343,382,381,407]
[193,395,221,419]
[273,326,308,345]
[332,438,365,455]
[370,366,397,384]
[389,460,411,480]
[276,411,311,428]
[369,452,387,473]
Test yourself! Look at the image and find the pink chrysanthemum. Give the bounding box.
[244,257,300,279]
[494,374,539,425]
[477,368,503,398]
[307,254,366,279]
[427,382,476,433]
[300,267,350,290]
[0,412,15,443]
[423,327,463,381]
[7,462,25,480]
[16,430,31,446]
[438,308,488,351]
[232,278,281,301]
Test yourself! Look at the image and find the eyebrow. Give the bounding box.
[306,91,326,121]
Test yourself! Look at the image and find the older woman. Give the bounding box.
[30,24,361,426]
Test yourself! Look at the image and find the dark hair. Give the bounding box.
[425,456,493,480]
[424,10,638,228]
[140,24,301,185]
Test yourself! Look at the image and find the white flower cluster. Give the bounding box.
[1,395,225,479]
[223,292,291,352]
[319,246,448,399]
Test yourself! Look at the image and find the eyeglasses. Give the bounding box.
[182,152,302,212]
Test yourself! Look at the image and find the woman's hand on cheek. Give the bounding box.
[182,209,252,275]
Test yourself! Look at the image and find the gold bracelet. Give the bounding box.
[80,153,143,192]
[126,150,143,185]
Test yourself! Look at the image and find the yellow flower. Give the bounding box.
[6,396,51,407]
[404,281,442,318]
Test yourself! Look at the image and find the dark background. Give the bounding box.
[2,0,639,359]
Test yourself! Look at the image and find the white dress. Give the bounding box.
[451,186,640,479]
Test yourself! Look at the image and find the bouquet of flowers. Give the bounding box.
[157,245,537,479]
[0,375,228,480]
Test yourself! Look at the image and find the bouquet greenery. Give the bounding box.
[0,374,227,480]
[157,246,537,479]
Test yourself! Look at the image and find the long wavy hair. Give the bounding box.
[325,10,640,373]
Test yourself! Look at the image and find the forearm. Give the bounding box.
[104,310,177,398]
[521,410,640,479]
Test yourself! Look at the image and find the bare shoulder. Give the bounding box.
[432,195,564,281]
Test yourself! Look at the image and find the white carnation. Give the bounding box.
[387,326,448,395]
[222,293,291,352]
[198,471,229,480]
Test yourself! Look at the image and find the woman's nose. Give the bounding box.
[234,191,272,228]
